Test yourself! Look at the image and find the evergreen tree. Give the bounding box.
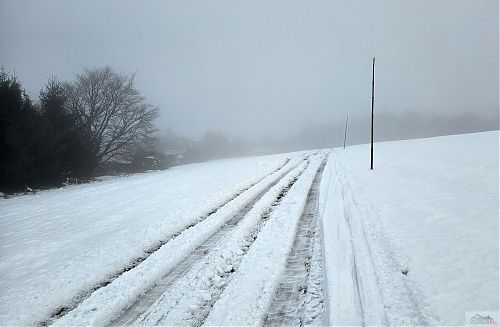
[0,69,58,189]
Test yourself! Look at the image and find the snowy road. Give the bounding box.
[43,156,299,326]
[110,156,310,326]
[263,159,325,326]
[44,152,329,326]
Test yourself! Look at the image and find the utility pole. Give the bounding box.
[370,57,375,170]
[343,114,348,149]
[339,122,343,148]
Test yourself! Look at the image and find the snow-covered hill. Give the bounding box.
[0,131,497,326]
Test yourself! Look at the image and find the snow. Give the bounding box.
[1,131,497,326]
[52,155,308,326]
[204,153,325,326]
[0,152,307,326]
[134,156,313,326]
[320,131,499,325]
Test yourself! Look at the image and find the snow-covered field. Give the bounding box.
[0,131,497,326]
[0,152,306,325]
[322,131,498,325]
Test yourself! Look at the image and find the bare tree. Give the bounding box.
[66,67,159,165]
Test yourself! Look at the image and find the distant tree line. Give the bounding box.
[0,67,160,192]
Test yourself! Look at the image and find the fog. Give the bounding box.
[1,0,498,150]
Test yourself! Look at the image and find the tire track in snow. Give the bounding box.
[263,159,326,326]
[40,156,299,327]
[330,154,388,325]
[131,158,313,326]
[201,153,326,326]
[109,158,309,326]
[331,151,436,325]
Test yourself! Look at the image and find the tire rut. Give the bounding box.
[110,159,301,326]
[263,160,326,327]
[39,159,291,327]
[133,160,311,326]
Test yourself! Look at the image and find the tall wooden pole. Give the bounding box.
[339,124,342,148]
[370,57,375,170]
[343,114,348,149]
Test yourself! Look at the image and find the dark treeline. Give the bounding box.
[2,64,496,192]
[0,67,160,193]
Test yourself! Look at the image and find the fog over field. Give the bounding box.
[1,0,498,149]
[1,2,498,325]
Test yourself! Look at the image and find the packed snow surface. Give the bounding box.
[204,154,325,326]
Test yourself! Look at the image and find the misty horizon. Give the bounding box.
[1,0,498,144]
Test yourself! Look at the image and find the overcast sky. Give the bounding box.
[1,0,498,139]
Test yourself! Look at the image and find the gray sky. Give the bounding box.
[1,0,498,139]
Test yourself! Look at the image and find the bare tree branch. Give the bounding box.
[66,67,159,166]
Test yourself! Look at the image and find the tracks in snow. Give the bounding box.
[110,161,301,326]
[263,160,326,326]
[328,151,435,325]
[41,157,295,326]
[134,161,308,326]
[45,155,315,326]
[31,149,436,327]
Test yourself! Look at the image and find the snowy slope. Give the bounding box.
[321,131,499,325]
[0,131,497,326]
[0,152,307,325]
